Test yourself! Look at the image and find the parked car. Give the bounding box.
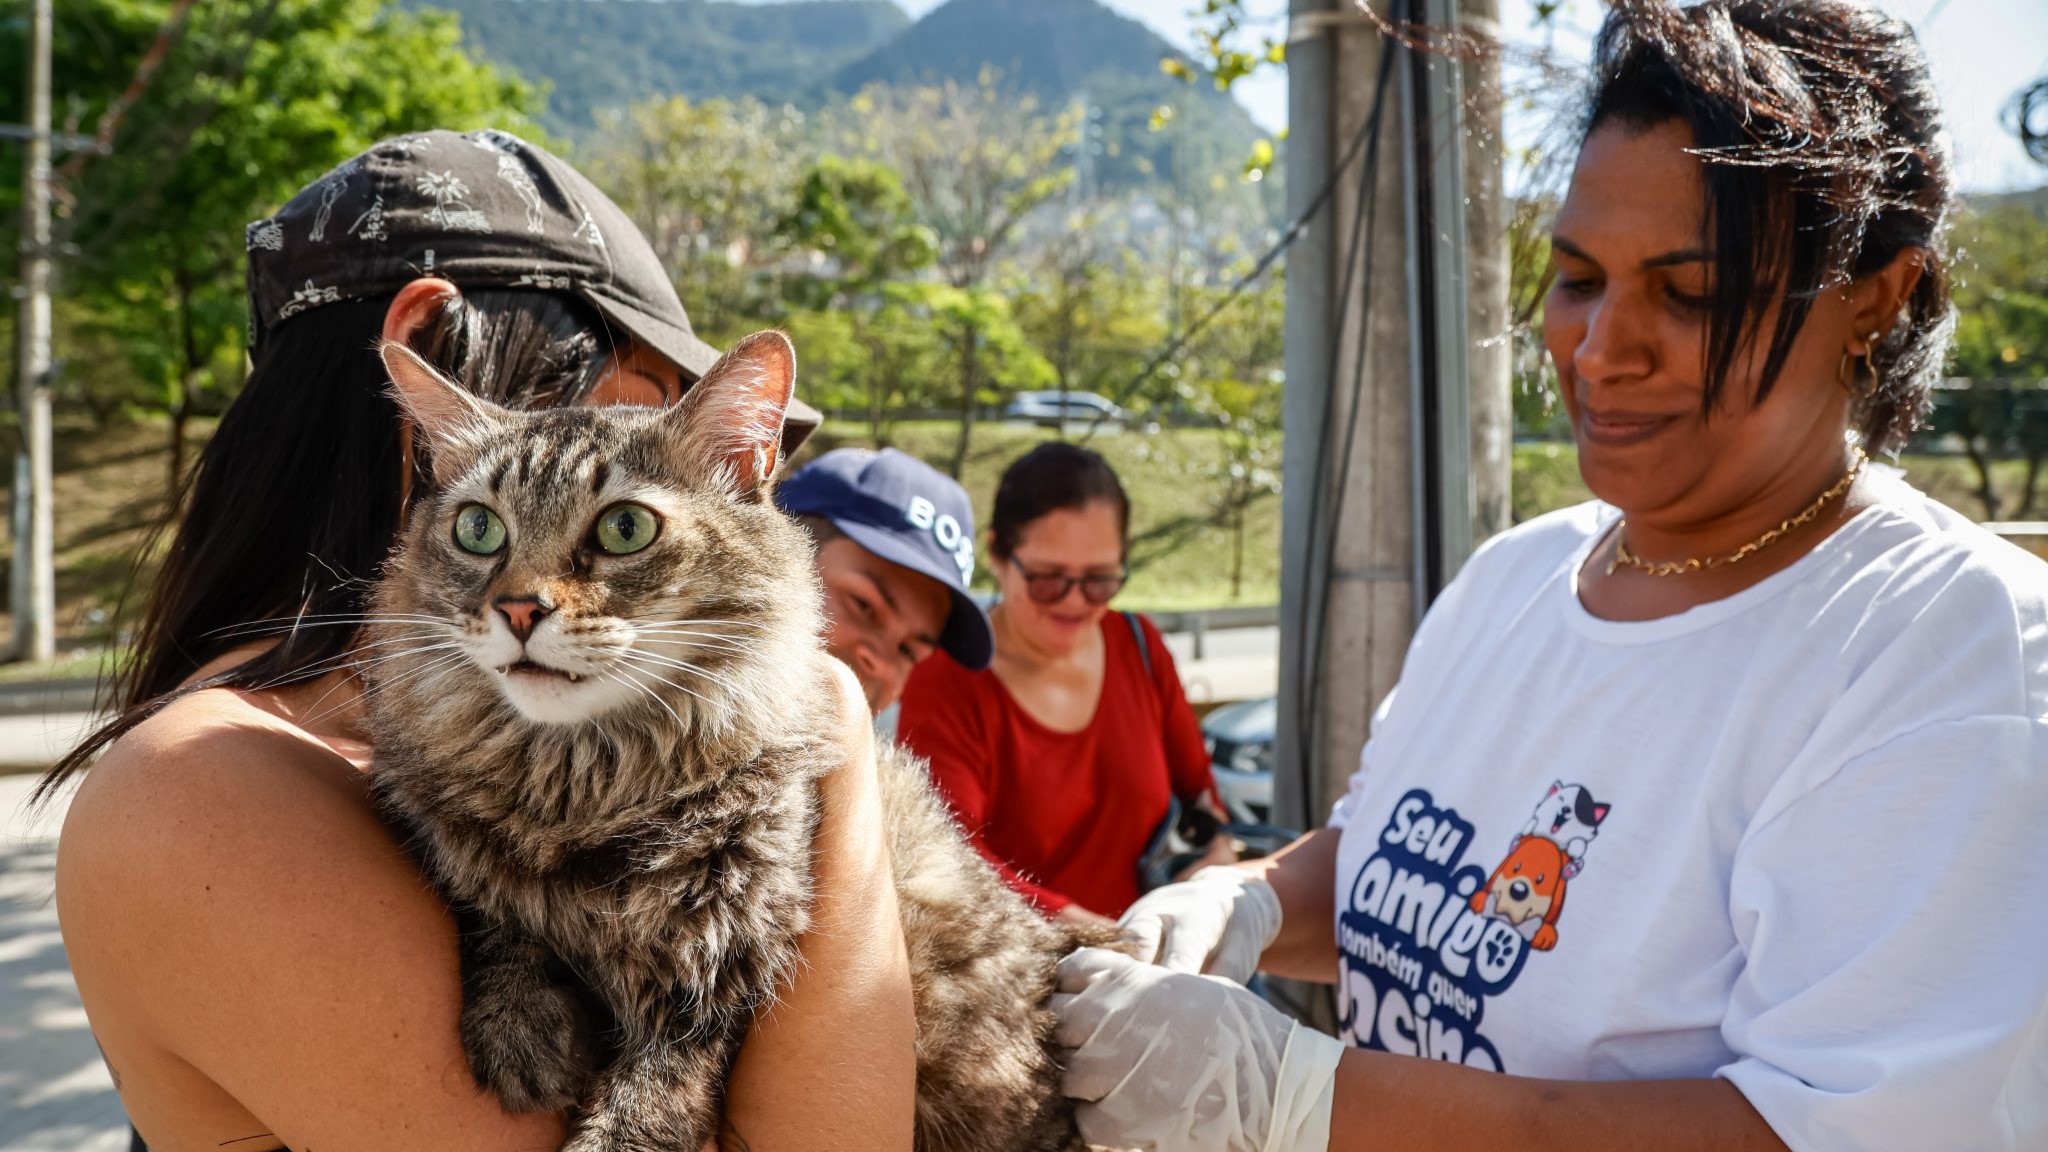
[1002,390,1151,431]
[1201,695,1276,825]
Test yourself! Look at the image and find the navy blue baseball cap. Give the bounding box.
[777,448,995,671]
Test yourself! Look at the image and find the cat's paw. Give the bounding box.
[461,979,595,1113]
[558,1115,710,1152]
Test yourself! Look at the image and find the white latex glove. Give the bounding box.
[1118,866,1282,983]
[1054,947,1344,1152]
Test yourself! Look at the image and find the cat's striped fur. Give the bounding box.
[363,333,1108,1152]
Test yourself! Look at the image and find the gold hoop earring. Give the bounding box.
[1861,330,1881,395]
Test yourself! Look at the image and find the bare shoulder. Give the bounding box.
[58,690,564,1151]
[66,688,378,856]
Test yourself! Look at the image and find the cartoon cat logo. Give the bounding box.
[1470,781,1613,952]
[1520,780,1610,879]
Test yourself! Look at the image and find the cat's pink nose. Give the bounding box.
[494,595,552,642]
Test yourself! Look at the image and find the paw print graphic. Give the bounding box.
[1483,929,1517,969]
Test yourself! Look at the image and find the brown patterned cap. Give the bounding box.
[245,128,820,445]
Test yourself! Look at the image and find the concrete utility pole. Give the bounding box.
[1464,0,1513,549]
[13,0,57,664]
[1276,0,1511,828]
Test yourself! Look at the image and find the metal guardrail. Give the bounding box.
[0,676,100,717]
[1146,605,1278,660]
[1984,522,2048,560]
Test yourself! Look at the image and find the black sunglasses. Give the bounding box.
[1010,557,1128,605]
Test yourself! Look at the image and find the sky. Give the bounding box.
[782,0,2048,194]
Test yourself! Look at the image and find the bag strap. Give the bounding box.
[1124,610,1153,681]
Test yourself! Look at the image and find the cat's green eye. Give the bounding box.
[453,504,507,555]
[594,503,660,555]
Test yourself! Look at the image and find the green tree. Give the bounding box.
[1950,196,2048,380]
[1177,270,1284,600]
[834,78,1078,473]
[1008,210,1168,431]
[4,0,537,486]
[778,155,940,439]
[893,279,1053,473]
[581,95,810,346]
[1930,195,2048,517]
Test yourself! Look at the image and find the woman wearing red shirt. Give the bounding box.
[897,443,1231,924]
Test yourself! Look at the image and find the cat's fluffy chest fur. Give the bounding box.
[362,334,1106,1152]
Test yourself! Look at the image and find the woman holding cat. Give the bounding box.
[43,131,916,1151]
[898,442,1234,926]
[1054,4,2048,1152]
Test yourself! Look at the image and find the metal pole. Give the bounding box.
[14,0,57,663]
[1463,0,1513,547]
[1278,0,1509,831]
[1276,0,1415,829]
[1401,0,1475,606]
[1275,0,1334,834]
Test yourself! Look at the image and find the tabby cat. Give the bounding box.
[364,332,1111,1152]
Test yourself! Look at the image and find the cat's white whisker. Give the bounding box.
[309,648,474,727]
[620,616,767,634]
[620,649,746,699]
[254,637,465,690]
[628,624,756,640]
[308,649,471,720]
[208,613,458,643]
[215,610,455,632]
[613,656,721,715]
[631,633,754,657]
[606,667,692,732]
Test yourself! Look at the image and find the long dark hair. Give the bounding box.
[1584,0,1955,451]
[36,288,618,801]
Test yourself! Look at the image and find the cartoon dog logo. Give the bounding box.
[1470,835,1570,950]
[1470,782,1612,951]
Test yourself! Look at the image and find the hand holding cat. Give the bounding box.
[1117,866,1283,983]
[1053,947,1343,1152]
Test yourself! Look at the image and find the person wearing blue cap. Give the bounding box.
[777,448,997,714]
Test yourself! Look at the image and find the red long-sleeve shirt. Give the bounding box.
[896,612,1218,918]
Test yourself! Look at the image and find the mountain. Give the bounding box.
[414,0,1274,203]
[412,0,911,129]
[828,0,1269,195]
[835,0,1188,100]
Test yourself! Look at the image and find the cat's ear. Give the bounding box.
[673,330,795,498]
[380,340,504,481]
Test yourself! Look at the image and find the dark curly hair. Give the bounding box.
[1584,0,1955,452]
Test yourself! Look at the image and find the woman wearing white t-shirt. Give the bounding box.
[1050,4,2048,1151]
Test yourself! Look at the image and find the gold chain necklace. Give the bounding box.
[1606,448,1868,578]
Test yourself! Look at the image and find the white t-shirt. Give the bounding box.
[1328,479,2048,1152]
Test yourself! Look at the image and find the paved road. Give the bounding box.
[1160,625,1279,706]
[1,771,128,1152]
